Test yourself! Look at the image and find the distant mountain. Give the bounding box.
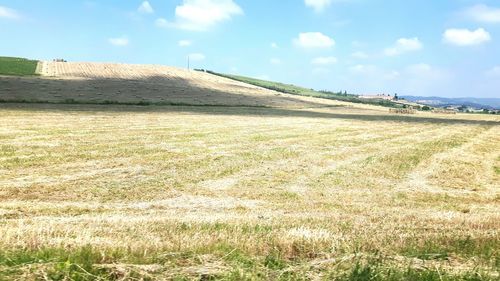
[401,96,500,110]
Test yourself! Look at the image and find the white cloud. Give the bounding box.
[108,37,129,46]
[270,58,282,65]
[443,28,491,46]
[465,4,500,23]
[305,0,332,12]
[271,42,279,49]
[188,53,205,61]
[178,40,192,47]
[351,51,368,59]
[294,32,335,49]
[384,37,423,56]
[138,1,154,14]
[160,0,243,31]
[0,6,20,19]
[311,56,338,65]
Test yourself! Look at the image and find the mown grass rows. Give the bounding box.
[0,105,498,279]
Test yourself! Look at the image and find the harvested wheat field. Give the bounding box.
[0,62,348,108]
[0,101,499,280]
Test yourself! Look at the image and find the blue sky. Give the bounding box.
[1,0,500,98]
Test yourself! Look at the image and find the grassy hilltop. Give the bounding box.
[0,56,39,76]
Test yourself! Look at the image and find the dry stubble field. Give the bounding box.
[0,103,499,280]
[0,62,342,108]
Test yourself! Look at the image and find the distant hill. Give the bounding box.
[401,96,500,110]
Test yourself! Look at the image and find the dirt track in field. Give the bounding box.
[0,61,347,108]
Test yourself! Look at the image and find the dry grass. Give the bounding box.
[0,103,499,280]
[0,62,363,109]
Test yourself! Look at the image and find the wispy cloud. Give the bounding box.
[443,28,491,46]
[464,4,500,23]
[271,42,279,49]
[158,0,243,31]
[384,37,423,56]
[138,1,154,14]
[108,37,129,46]
[304,0,332,12]
[0,6,20,20]
[294,32,335,49]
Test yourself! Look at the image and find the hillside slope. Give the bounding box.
[203,70,403,108]
[0,57,38,76]
[0,61,352,108]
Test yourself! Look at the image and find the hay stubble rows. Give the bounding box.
[0,103,498,279]
[0,62,499,280]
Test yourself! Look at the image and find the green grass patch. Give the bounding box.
[1,247,497,280]
[332,260,496,281]
[0,56,39,76]
[401,235,499,263]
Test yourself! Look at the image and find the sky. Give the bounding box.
[1,0,500,98]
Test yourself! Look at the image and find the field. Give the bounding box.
[1,102,499,280]
[0,57,39,76]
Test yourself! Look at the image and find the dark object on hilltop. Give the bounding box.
[53,59,67,62]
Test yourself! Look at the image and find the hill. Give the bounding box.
[402,95,500,110]
[1,60,361,109]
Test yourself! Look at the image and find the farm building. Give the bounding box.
[359,94,395,101]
